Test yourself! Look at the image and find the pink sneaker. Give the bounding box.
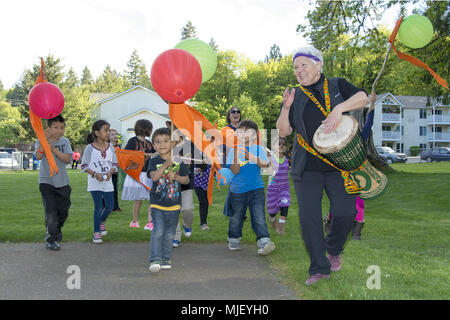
[129,221,140,228]
[328,254,342,272]
[305,273,330,286]
[100,223,107,236]
[144,222,154,231]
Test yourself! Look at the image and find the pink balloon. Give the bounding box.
[28,82,65,119]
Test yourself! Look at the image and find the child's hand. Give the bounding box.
[94,173,104,182]
[168,171,176,183]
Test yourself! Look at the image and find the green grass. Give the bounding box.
[1,162,449,299]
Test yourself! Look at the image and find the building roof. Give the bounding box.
[375,93,448,109]
[118,108,169,122]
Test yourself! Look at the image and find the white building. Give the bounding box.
[90,85,169,146]
[372,93,450,155]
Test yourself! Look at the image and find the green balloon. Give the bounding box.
[397,14,433,49]
[175,39,217,83]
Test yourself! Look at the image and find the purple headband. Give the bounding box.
[293,53,321,63]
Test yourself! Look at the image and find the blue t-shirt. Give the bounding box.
[226,144,267,193]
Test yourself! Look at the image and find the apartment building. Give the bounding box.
[372,93,449,155]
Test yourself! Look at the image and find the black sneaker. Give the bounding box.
[46,241,60,251]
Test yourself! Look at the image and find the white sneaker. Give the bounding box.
[257,241,275,255]
[92,232,103,244]
[149,262,161,273]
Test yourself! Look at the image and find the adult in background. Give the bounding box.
[220,107,241,217]
[276,46,368,285]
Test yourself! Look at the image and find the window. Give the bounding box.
[419,144,427,150]
[420,109,427,119]
[419,126,427,136]
[431,126,443,133]
[401,126,404,136]
[382,126,392,131]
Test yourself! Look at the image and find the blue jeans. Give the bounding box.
[149,207,180,263]
[228,188,270,248]
[90,191,114,233]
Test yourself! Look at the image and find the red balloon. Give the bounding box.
[28,82,65,119]
[151,49,202,103]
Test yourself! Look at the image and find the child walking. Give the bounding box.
[267,136,291,235]
[147,128,190,272]
[81,120,119,244]
[194,161,211,231]
[34,115,73,251]
[121,119,157,230]
[227,120,276,255]
[109,128,121,212]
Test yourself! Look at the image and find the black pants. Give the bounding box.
[294,171,356,275]
[194,187,209,225]
[39,183,71,242]
[112,173,120,210]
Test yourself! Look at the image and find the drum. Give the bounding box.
[350,161,388,200]
[313,115,367,171]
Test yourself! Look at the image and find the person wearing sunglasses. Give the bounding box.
[220,107,242,217]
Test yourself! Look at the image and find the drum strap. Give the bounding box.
[297,78,331,117]
[296,133,366,194]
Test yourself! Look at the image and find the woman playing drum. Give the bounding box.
[276,46,369,286]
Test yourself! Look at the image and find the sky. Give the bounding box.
[0,0,403,90]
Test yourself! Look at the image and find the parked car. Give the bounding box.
[0,148,18,154]
[376,146,407,163]
[420,147,450,162]
[0,151,19,168]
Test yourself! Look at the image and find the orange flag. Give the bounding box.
[30,58,58,176]
[168,103,225,205]
[389,17,448,89]
[115,148,151,191]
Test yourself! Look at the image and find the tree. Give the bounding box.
[63,68,79,89]
[209,38,219,52]
[181,21,198,40]
[264,44,282,63]
[80,66,94,86]
[125,50,150,88]
[92,65,129,93]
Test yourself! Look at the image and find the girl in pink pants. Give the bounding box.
[324,196,365,240]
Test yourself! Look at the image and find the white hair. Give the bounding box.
[292,46,324,72]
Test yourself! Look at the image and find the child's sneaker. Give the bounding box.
[129,221,140,228]
[92,232,103,244]
[183,225,192,237]
[257,241,276,255]
[228,241,241,251]
[149,261,161,273]
[200,224,210,231]
[144,222,154,231]
[161,260,172,270]
[100,223,107,236]
[172,240,181,248]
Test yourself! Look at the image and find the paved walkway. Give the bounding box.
[0,242,298,300]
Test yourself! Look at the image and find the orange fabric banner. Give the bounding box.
[168,103,223,205]
[30,59,58,176]
[115,148,151,191]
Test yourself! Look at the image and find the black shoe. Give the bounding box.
[46,241,61,251]
[351,221,365,240]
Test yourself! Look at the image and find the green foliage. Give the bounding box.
[181,21,198,40]
[125,50,151,88]
[409,145,421,156]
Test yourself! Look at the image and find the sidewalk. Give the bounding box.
[0,242,297,300]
